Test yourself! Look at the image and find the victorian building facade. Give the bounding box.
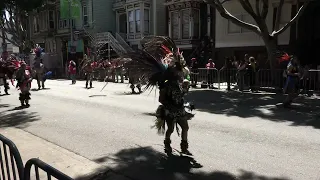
[164,0,215,64]
[112,0,167,49]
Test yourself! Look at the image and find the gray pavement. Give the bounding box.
[0,80,320,180]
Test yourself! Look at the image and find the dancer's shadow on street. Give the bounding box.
[75,146,289,180]
[0,104,39,128]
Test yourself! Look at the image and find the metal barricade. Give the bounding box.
[257,69,285,90]
[194,68,219,87]
[24,158,73,180]
[304,70,320,94]
[0,134,25,180]
[218,68,238,89]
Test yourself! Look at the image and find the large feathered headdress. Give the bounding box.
[124,36,186,92]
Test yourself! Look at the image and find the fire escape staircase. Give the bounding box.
[83,27,133,57]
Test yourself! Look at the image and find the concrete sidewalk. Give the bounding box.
[0,128,129,179]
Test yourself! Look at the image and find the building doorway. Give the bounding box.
[119,13,127,35]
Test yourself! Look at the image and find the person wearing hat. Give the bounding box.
[15,61,32,107]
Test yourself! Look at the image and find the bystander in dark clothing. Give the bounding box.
[206,58,216,88]
[283,57,300,107]
[237,60,248,91]
[190,58,199,87]
[221,57,233,90]
[247,57,258,92]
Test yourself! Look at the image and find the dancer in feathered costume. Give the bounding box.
[125,36,194,155]
[33,45,46,89]
[15,61,32,107]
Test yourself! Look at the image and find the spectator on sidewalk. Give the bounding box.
[248,57,259,92]
[221,57,233,91]
[283,56,301,107]
[237,59,248,91]
[190,57,199,87]
[68,60,77,84]
[206,58,216,89]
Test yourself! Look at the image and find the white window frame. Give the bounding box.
[48,10,55,29]
[82,3,89,26]
[170,10,180,40]
[135,9,141,33]
[128,10,134,33]
[144,8,150,33]
[181,9,191,39]
[57,10,75,29]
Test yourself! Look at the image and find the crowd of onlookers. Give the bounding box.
[188,53,259,91]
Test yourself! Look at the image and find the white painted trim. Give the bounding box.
[176,44,194,49]
[215,41,265,48]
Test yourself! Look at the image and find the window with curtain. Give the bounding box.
[135,9,141,32]
[171,11,179,39]
[181,9,190,39]
[144,9,149,33]
[193,9,200,38]
[128,10,134,33]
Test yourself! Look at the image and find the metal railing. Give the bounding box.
[24,159,73,180]
[0,134,73,180]
[0,134,25,180]
[115,33,133,53]
[189,68,320,93]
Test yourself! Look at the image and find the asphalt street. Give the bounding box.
[0,80,320,180]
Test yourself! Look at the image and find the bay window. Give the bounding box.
[128,10,134,33]
[171,11,179,40]
[144,9,149,33]
[135,9,140,32]
[193,9,200,38]
[181,10,190,39]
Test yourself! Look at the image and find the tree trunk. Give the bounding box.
[263,36,282,90]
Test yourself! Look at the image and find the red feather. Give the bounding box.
[161,45,172,55]
[279,53,290,63]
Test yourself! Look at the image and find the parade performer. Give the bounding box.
[125,36,194,155]
[68,60,77,84]
[15,61,32,107]
[83,61,93,88]
[282,55,301,107]
[33,45,45,89]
